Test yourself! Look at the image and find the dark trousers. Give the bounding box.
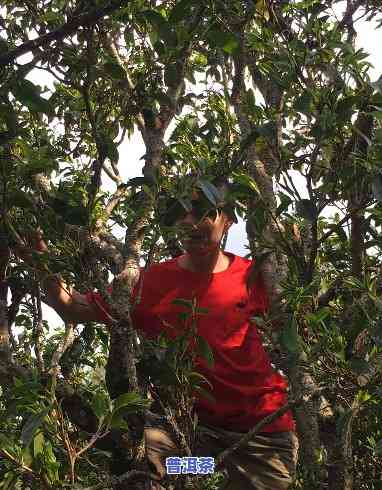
[145,423,299,490]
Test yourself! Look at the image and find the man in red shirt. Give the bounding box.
[20,187,298,489]
[84,189,298,489]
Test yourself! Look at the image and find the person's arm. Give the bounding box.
[15,231,104,324]
[42,275,102,323]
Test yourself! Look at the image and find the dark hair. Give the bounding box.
[159,176,238,227]
[212,178,237,223]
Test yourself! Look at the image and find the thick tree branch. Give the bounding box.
[49,322,76,380]
[338,0,364,34]
[328,393,362,490]
[0,0,129,67]
[102,162,123,185]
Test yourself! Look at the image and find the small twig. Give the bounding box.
[56,400,76,483]
[32,63,66,83]
[99,185,130,225]
[48,321,76,381]
[216,389,322,467]
[0,448,35,474]
[317,276,344,307]
[317,204,369,246]
[0,448,52,489]
[76,426,110,458]
[284,171,303,201]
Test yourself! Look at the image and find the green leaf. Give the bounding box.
[42,441,60,483]
[168,0,194,23]
[197,336,214,368]
[251,315,266,327]
[232,172,260,194]
[197,180,222,206]
[348,358,369,375]
[21,408,50,446]
[255,0,270,19]
[371,76,382,95]
[141,10,177,47]
[353,126,372,146]
[326,223,347,242]
[10,190,35,210]
[124,27,134,47]
[295,199,317,221]
[179,197,192,212]
[375,438,382,455]
[33,431,44,457]
[279,318,300,354]
[70,208,88,226]
[103,61,126,80]
[127,177,150,187]
[196,307,209,315]
[109,392,149,429]
[1,471,19,490]
[187,371,213,389]
[193,385,216,404]
[112,391,149,415]
[161,197,187,226]
[355,389,372,404]
[15,314,32,327]
[172,298,193,308]
[92,391,110,419]
[336,96,359,120]
[277,192,292,216]
[11,79,53,115]
[164,63,179,87]
[0,37,10,54]
[207,30,239,54]
[21,446,33,467]
[294,92,313,115]
[110,411,129,430]
[372,174,382,202]
[0,434,13,452]
[0,103,17,136]
[153,40,166,57]
[103,136,119,162]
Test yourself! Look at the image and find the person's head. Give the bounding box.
[162,179,237,257]
[176,195,233,256]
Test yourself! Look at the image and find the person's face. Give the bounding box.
[175,200,232,256]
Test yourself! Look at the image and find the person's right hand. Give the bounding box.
[25,229,48,253]
[14,229,48,265]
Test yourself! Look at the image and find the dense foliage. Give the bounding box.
[1,0,382,489]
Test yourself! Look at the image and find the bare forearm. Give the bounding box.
[40,274,100,324]
[15,243,99,323]
[41,274,73,321]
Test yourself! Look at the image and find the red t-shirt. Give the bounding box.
[86,253,295,433]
